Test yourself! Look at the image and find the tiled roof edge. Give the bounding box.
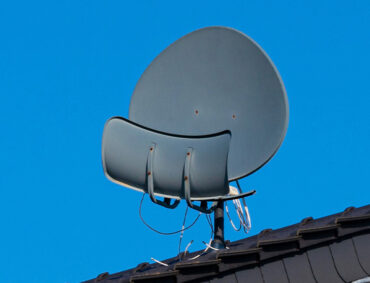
[83,204,370,283]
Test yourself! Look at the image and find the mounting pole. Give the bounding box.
[211,200,225,249]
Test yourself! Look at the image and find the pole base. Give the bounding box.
[211,240,225,250]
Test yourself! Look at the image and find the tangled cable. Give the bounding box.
[225,180,251,233]
[139,181,251,266]
[139,193,201,235]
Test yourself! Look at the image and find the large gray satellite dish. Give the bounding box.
[102,26,288,213]
[129,26,289,181]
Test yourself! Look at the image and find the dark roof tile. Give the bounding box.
[283,252,317,283]
[329,238,368,282]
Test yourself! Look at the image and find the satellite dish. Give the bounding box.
[102,26,288,213]
[129,26,289,180]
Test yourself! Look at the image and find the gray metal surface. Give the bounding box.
[102,117,230,200]
[129,26,289,180]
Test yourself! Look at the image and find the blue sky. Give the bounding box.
[0,1,369,282]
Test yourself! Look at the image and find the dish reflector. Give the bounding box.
[129,26,289,180]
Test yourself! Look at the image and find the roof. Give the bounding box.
[83,204,370,283]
